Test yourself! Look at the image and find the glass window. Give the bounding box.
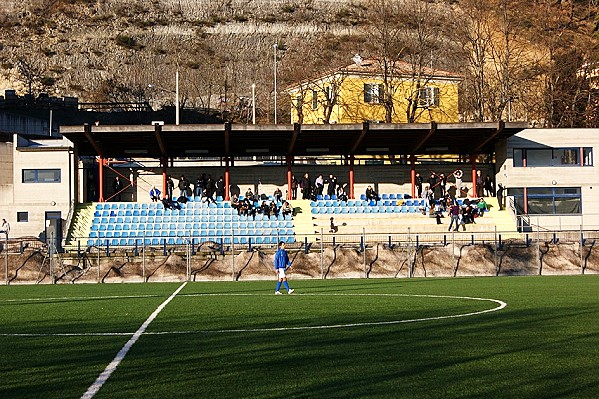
[311,90,318,110]
[513,147,592,167]
[554,148,578,165]
[513,149,523,167]
[526,149,553,166]
[364,83,383,104]
[525,187,581,215]
[583,147,593,166]
[17,212,28,222]
[22,169,61,183]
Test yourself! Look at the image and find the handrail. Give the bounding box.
[63,200,76,246]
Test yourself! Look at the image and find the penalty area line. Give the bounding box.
[80,282,187,399]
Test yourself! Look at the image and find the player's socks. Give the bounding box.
[283,281,290,291]
[275,281,282,292]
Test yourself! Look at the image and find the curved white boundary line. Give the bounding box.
[80,282,187,399]
[0,293,506,337]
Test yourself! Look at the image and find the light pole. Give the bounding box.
[148,70,180,125]
[273,43,278,124]
[252,84,256,124]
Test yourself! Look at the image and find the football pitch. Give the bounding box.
[1,276,598,398]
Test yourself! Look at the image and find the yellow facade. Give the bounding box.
[288,61,462,124]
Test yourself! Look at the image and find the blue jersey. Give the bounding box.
[274,248,291,270]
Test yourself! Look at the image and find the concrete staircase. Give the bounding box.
[289,200,314,242]
[65,203,95,248]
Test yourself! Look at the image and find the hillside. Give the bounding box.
[0,0,597,126]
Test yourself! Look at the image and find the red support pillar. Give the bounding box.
[349,155,355,199]
[161,157,167,196]
[523,187,528,214]
[410,155,416,199]
[286,156,293,200]
[470,155,477,199]
[224,157,231,201]
[98,156,105,202]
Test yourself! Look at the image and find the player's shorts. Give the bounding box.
[276,268,287,278]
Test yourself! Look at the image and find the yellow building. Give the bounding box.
[287,57,462,124]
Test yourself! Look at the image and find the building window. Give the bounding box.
[508,187,581,215]
[17,212,28,222]
[418,86,440,107]
[311,90,318,110]
[364,83,384,104]
[513,147,593,167]
[22,169,61,183]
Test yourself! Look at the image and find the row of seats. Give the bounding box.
[93,210,292,221]
[92,220,294,231]
[87,234,294,247]
[92,214,292,225]
[95,200,229,210]
[91,228,294,238]
[312,206,423,214]
[311,199,426,207]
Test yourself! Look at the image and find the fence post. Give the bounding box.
[407,227,412,278]
[4,233,8,285]
[320,228,324,280]
[580,225,584,275]
[248,237,252,252]
[105,239,109,257]
[363,227,367,278]
[537,224,542,275]
[494,226,498,276]
[304,236,309,254]
[231,232,235,281]
[388,235,392,248]
[452,230,456,277]
[163,239,167,256]
[142,240,146,282]
[97,245,100,283]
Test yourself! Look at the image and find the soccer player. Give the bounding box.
[274,241,294,295]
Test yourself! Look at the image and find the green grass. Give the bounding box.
[1,276,599,398]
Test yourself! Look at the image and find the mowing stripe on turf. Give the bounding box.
[0,294,161,303]
[0,293,506,338]
[80,282,187,399]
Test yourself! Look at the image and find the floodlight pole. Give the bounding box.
[252,84,256,125]
[4,232,8,285]
[175,69,180,125]
[273,43,278,125]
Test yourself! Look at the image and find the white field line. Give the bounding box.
[0,293,506,338]
[0,294,161,303]
[80,282,187,399]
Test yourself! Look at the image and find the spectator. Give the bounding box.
[215,176,225,199]
[231,193,240,211]
[178,175,190,199]
[0,218,10,237]
[260,201,270,216]
[291,175,298,200]
[166,175,175,199]
[454,170,463,198]
[422,185,433,209]
[439,173,447,197]
[274,187,283,203]
[476,170,484,197]
[337,185,348,202]
[245,187,254,201]
[329,217,338,233]
[415,172,423,198]
[497,183,505,210]
[112,176,123,201]
[315,174,324,196]
[281,201,292,217]
[484,175,494,197]
[326,174,337,197]
[202,187,216,204]
[365,185,379,202]
[300,173,311,200]
[149,186,161,202]
[193,176,203,197]
[269,201,279,217]
[161,195,181,210]
[477,198,488,216]
[448,203,460,232]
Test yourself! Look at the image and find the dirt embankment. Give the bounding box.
[3,239,598,284]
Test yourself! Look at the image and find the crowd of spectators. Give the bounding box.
[231,190,293,219]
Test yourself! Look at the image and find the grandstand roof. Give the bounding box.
[60,121,528,159]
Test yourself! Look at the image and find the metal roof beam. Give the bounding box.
[224,122,231,157]
[410,121,437,154]
[83,123,104,157]
[473,120,505,153]
[350,121,369,155]
[153,124,168,158]
[287,123,300,155]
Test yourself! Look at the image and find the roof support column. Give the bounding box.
[224,157,231,201]
[523,187,528,214]
[161,157,168,197]
[349,155,355,200]
[410,155,416,199]
[286,155,293,201]
[98,156,105,203]
[470,155,477,199]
